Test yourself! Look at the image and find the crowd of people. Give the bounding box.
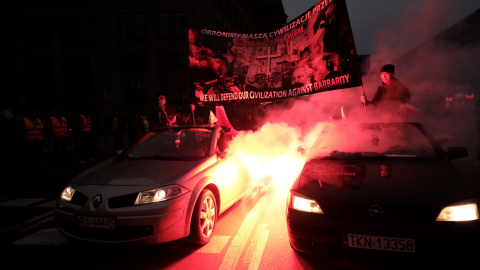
[0,105,103,177]
[9,62,470,180]
[0,93,263,178]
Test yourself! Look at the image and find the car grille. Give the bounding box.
[59,221,154,241]
[71,192,88,207]
[108,193,138,208]
[326,202,434,225]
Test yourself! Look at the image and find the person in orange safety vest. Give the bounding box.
[77,107,95,163]
[110,110,127,154]
[47,106,69,168]
[23,106,44,173]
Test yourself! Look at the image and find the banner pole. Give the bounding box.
[361,86,366,112]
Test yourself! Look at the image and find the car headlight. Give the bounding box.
[60,186,76,202]
[436,200,479,221]
[288,191,323,214]
[134,185,189,205]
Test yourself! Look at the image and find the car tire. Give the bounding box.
[189,189,217,245]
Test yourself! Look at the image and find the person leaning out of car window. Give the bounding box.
[360,64,411,117]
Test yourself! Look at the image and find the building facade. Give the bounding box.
[0,0,286,120]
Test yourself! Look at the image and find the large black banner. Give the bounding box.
[189,0,362,106]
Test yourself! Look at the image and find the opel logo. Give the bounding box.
[92,194,102,208]
[369,205,384,218]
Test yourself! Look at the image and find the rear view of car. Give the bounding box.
[286,122,480,257]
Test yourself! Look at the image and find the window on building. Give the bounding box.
[61,16,88,43]
[158,13,169,38]
[121,14,146,40]
[25,16,52,46]
[225,1,232,23]
[122,54,148,105]
[215,0,224,11]
[0,17,14,48]
[0,58,18,108]
[172,12,184,38]
[64,57,91,107]
[158,53,186,102]
[26,58,55,106]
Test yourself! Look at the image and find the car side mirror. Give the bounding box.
[446,146,468,160]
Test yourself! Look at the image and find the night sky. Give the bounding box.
[282,0,480,55]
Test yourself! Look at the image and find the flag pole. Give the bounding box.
[361,86,366,112]
[190,104,196,125]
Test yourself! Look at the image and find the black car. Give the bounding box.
[287,122,480,257]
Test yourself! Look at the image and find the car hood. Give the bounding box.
[70,157,216,186]
[297,158,469,224]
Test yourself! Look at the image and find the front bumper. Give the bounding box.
[286,208,480,256]
[54,196,190,245]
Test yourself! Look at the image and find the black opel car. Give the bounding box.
[287,122,480,257]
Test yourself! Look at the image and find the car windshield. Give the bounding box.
[309,123,437,159]
[124,128,212,160]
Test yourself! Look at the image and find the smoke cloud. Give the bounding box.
[367,0,480,169]
[227,0,480,194]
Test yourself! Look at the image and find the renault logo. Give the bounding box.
[369,205,384,218]
[92,194,102,208]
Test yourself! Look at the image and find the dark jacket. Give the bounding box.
[148,104,178,129]
[368,77,411,106]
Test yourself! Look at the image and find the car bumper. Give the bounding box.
[54,198,189,245]
[287,208,480,256]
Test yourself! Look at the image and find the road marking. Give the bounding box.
[219,194,269,270]
[0,198,46,207]
[36,200,56,208]
[243,224,269,270]
[20,215,54,232]
[197,235,231,253]
[0,211,53,235]
[12,228,68,246]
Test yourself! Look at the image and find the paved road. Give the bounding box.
[1,135,479,269]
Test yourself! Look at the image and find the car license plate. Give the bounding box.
[344,233,415,253]
[76,216,116,229]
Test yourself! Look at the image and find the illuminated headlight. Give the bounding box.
[60,186,76,202]
[134,185,189,205]
[288,191,323,214]
[436,200,479,221]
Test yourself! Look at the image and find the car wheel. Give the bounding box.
[189,189,217,245]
